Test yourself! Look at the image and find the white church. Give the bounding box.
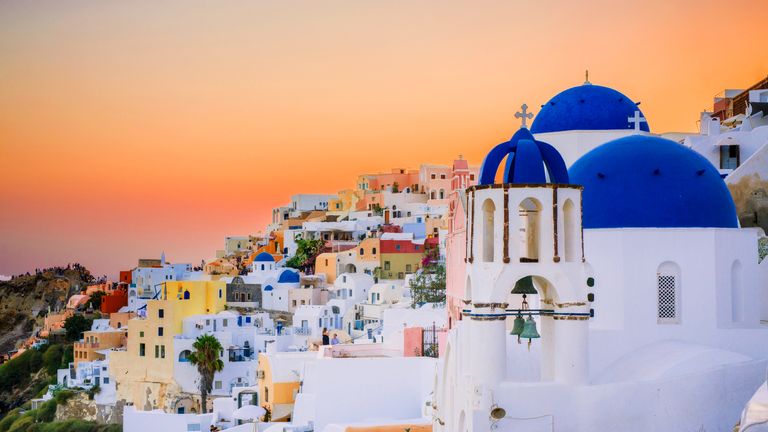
[436,80,768,431]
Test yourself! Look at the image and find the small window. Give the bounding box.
[161,345,166,359]
[140,331,144,338]
[215,381,222,390]
[155,345,159,358]
[440,174,446,179]
[219,289,222,299]
[372,248,377,255]
[384,261,391,270]
[396,244,401,251]
[158,327,164,337]
[223,319,228,327]
[139,343,145,357]
[158,309,164,318]
[430,174,436,179]
[359,248,364,256]
[103,377,109,384]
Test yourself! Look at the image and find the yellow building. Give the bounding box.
[110,280,226,411]
[315,252,339,283]
[257,351,317,422]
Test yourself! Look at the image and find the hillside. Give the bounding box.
[0,265,95,354]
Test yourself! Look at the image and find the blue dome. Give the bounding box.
[531,84,650,134]
[570,135,738,229]
[277,270,300,283]
[479,128,569,185]
[254,252,275,262]
[264,285,273,292]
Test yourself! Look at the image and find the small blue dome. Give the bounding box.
[479,128,569,185]
[264,285,273,292]
[570,135,738,229]
[278,270,300,283]
[254,252,275,262]
[531,84,650,134]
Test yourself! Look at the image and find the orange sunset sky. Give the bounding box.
[1,0,767,277]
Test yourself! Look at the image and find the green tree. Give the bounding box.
[285,237,324,272]
[409,249,446,308]
[187,335,224,414]
[88,291,105,310]
[63,315,91,342]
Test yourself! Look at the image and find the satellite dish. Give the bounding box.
[490,406,506,420]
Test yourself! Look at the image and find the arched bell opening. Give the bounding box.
[518,198,541,263]
[481,199,497,262]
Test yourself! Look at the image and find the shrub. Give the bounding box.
[6,415,33,432]
[0,410,20,432]
[36,399,57,423]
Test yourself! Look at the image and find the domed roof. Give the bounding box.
[569,135,738,229]
[278,270,300,283]
[254,252,275,262]
[478,128,569,185]
[531,84,650,134]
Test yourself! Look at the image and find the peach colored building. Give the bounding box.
[109,311,135,329]
[357,168,420,193]
[74,328,127,366]
[40,309,74,338]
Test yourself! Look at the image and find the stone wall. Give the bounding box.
[55,392,124,425]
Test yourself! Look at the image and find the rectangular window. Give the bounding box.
[139,343,145,357]
[158,327,164,337]
[158,309,164,318]
[161,345,166,359]
[215,381,222,390]
[406,264,412,273]
[223,319,228,327]
[440,174,446,179]
[139,331,144,338]
[657,275,679,323]
[103,377,109,384]
[384,261,391,270]
[154,345,159,358]
[430,174,436,179]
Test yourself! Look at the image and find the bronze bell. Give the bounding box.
[520,315,540,349]
[510,314,525,343]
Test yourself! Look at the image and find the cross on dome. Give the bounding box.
[628,110,647,131]
[515,104,534,129]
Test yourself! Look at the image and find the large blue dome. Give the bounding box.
[531,84,650,134]
[570,135,738,229]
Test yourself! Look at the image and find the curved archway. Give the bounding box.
[178,349,191,362]
[657,261,681,324]
[482,199,496,262]
[518,198,541,262]
[563,199,578,262]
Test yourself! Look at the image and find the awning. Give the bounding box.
[232,404,266,421]
[714,136,740,146]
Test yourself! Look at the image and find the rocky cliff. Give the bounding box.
[0,265,95,354]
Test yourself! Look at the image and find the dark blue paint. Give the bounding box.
[278,269,300,283]
[254,252,274,262]
[531,84,650,134]
[569,135,738,229]
[479,128,569,185]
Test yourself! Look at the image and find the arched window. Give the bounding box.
[482,199,496,262]
[657,262,681,324]
[261,264,265,271]
[359,248,364,256]
[439,189,445,199]
[372,247,377,255]
[563,199,578,262]
[731,260,743,323]
[518,198,541,262]
[430,191,436,200]
[179,350,191,362]
[183,290,191,300]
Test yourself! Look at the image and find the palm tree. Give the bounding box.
[187,334,224,413]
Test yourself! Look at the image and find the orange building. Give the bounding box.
[101,286,129,314]
[73,328,127,366]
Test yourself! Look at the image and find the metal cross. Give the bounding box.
[515,104,533,129]
[628,110,647,131]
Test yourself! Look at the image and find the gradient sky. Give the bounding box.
[1,0,766,278]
